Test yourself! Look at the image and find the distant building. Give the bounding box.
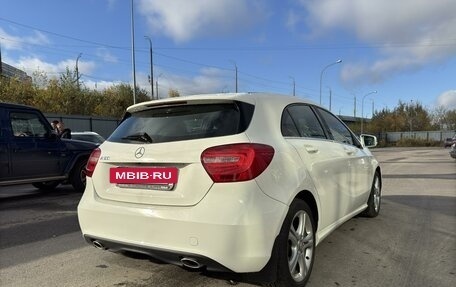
[0,61,32,82]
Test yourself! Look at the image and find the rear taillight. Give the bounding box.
[85,148,101,177]
[201,143,274,183]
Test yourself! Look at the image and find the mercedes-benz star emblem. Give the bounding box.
[135,147,145,159]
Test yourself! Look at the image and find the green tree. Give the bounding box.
[367,101,434,134]
[430,106,456,130]
[59,67,84,114]
[446,110,456,130]
[94,84,133,118]
[0,76,36,104]
[34,78,67,113]
[93,84,149,118]
[2,69,152,118]
[135,87,151,104]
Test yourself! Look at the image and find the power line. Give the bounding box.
[0,17,129,51]
[0,17,333,95]
[153,51,232,71]
[3,15,456,56]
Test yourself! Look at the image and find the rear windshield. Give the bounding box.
[108,102,254,144]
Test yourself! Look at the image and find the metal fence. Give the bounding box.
[45,113,120,138]
[380,130,455,143]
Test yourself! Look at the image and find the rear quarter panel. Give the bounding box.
[244,96,322,215]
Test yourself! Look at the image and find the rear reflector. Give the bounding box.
[85,148,101,177]
[201,143,274,182]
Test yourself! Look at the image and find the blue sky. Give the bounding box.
[1,0,455,117]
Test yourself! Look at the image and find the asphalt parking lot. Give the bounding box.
[0,147,455,287]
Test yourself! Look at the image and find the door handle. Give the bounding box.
[304,145,319,154]
[344,148,356,155]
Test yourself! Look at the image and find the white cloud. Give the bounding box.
[84,80,121,91]
[25,31,49,46]
[4,54,225,97]
[96,48,118,63]
[84,68,228,98]
[150,67,228,98]
[137,0,266,42]
[9,57,61,76]
[6,56,96,78]
[436,90,456,109]
[0,28,50,51]
[296,0,456,85]
[88,68,227,98]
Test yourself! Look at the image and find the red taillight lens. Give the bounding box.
[201,143,274,183]
[85,148,101,177]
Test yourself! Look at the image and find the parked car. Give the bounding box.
[72,131,105,144]
[450,143,456,159]
[444,136,456,148]
[0,102,98,192]
[78,93,381,286]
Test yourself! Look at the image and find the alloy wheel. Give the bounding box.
[287,210,314,283]
[373,176,381,212]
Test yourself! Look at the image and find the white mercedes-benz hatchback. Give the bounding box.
[78,93,381,286]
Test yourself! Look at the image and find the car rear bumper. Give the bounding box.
[77,178,288,273]
[82,234,233,272]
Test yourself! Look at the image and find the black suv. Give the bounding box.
[0,103,97,192]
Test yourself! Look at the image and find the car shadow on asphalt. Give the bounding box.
[0,184,80,202]
[120,250,263,286]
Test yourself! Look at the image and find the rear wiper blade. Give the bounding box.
[121,132,153,143]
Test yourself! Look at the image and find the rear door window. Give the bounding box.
[281,104,327,139]
[109,102,254,144]
[315,108,361,147]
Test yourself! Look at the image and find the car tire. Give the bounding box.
[70,159,87,193]
[361,172,381,218]
[32,181,61,191]
[270,199,316,287]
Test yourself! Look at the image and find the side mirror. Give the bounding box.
[360,134,377,148]
[46,131,59,140]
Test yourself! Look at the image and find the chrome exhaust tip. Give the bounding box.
[92,240,106,250]
[181,257,204,269]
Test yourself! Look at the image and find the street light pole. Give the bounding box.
[289,76,295,96]
[234,63,238,93]
[319,59,342,105]
[131,0,137,104]
[354,94,357,117]
[229,60,238,92]
[75,53,82,90]
[371,99,375,118]
[155,80,158,99]
[235,64,238,92]
[144,36,154,100]
[326,86,332,112]
[155,73,163,99]
[361,91,377,134]
[409,100,414,133]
